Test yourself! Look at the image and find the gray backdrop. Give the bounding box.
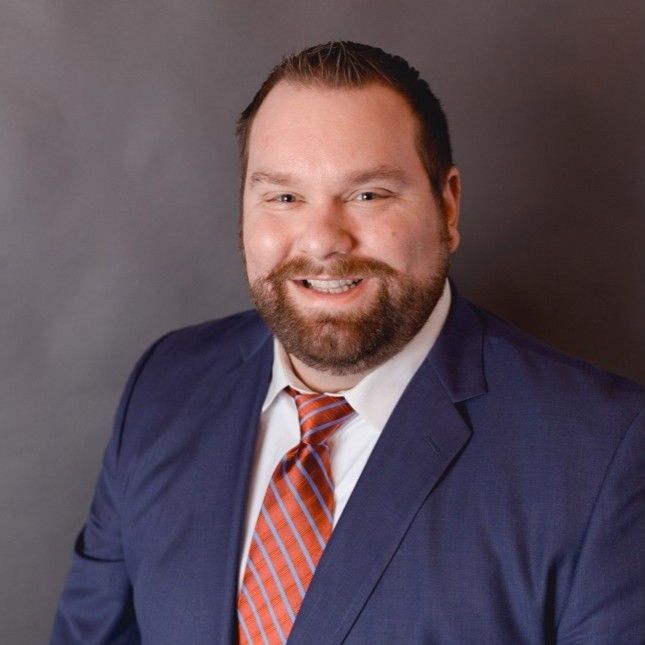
[2,1,644,642]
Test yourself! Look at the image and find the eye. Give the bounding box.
[353,190,392,202]
[273,193,297,203]
[356,191,379,201]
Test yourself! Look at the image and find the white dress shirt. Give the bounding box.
[238,280,452,587]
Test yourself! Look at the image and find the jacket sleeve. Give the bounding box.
[556,408,645,644]
[49,339,165,645]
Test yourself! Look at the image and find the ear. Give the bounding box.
[441,167,461,253]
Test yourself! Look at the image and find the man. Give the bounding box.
[51,42,644,644]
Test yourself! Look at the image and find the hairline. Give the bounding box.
[239,78,446,209]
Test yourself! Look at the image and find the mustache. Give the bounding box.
[266,256,398,282]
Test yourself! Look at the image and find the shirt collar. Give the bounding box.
[262,279,451,429]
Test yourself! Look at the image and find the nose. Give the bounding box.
[295,201,355,261]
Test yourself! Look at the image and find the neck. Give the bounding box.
[288,353,369,393]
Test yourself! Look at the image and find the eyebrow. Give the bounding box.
[248,164,409,189]
[345,165,409,187]
[249,170,295,187]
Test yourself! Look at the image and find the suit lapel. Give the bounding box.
[287,292,487,644]
[179,322,273,644]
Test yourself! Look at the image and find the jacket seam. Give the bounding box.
[554,405,645,632]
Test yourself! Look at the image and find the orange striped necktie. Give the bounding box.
[237,387,356,644]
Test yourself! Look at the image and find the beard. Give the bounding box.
[247,245,450,376]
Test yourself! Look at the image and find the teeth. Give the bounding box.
[304,278,362,293]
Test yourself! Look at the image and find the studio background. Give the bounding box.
[1,1,644,642]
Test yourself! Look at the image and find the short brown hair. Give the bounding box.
[236,41,454,200]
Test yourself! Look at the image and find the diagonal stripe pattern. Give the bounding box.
[238,387,355,644]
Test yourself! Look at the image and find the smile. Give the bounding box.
[301,278,363,294]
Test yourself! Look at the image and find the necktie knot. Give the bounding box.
[286,387,355,446]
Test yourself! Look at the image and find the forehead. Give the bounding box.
[246,81,424,180]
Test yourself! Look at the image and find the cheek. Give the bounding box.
[370,227,426,270]
[242,217,292,278]
[379,226,444,278]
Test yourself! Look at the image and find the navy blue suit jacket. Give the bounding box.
[51,290,645,644]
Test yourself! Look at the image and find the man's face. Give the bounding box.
[241,81,460,375]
